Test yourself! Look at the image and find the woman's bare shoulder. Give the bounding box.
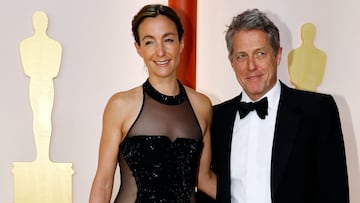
[184,86,212,108]
[103,86,143,138]
[108,86,143,106]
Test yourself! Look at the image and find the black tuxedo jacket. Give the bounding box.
[211,82,349,203]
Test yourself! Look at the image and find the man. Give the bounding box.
[211,8,349,203]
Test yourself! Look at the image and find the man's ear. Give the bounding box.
[276,47,283,65]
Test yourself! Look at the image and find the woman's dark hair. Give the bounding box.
[132,4,184,45]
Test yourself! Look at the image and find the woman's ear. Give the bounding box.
[179,38,184,53]
[134,41,142,57]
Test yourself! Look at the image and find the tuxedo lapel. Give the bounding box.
[271,84,301,198]
[212,95,239,202]
[219,96,239,177]
[222,98,239,155]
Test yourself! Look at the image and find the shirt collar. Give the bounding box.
[240,80,281,110]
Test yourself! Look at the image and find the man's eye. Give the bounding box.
[256,51,266,57]
[235,54,246,61]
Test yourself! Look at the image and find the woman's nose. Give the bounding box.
[156,44,165,56]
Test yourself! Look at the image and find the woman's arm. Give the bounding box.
[89,95,124,203]
[198,124,217,199]
[188,89,217,199]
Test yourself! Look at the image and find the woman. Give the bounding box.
[89,4,215,203]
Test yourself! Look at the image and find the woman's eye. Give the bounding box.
[144,40,154,46]
[164,38,174,43]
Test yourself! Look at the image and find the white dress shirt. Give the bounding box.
[230,81,281,203]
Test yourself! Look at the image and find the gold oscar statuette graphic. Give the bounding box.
[287,22,327,92]
[12,11,74,203]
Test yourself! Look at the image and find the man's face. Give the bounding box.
[230,29,282,101]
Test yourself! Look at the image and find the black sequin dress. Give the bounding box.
[114,79,203,203]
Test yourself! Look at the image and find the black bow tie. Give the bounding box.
[238,97,268,119]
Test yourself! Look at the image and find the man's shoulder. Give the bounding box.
[280,83,336,108]
[213,96,239,109]
[282,82,331,98]
[212,96,240,120]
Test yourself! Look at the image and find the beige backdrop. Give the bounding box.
[0,0,359,202]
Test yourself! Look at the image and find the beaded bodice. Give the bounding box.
[114,80,203,203]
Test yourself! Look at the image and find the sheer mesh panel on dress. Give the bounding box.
[114,83,203,203]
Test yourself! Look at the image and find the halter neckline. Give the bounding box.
[143,79,186,105]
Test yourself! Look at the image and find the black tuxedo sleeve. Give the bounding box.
[316,95,349,203]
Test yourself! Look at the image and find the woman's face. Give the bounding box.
[135,15,184,80]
